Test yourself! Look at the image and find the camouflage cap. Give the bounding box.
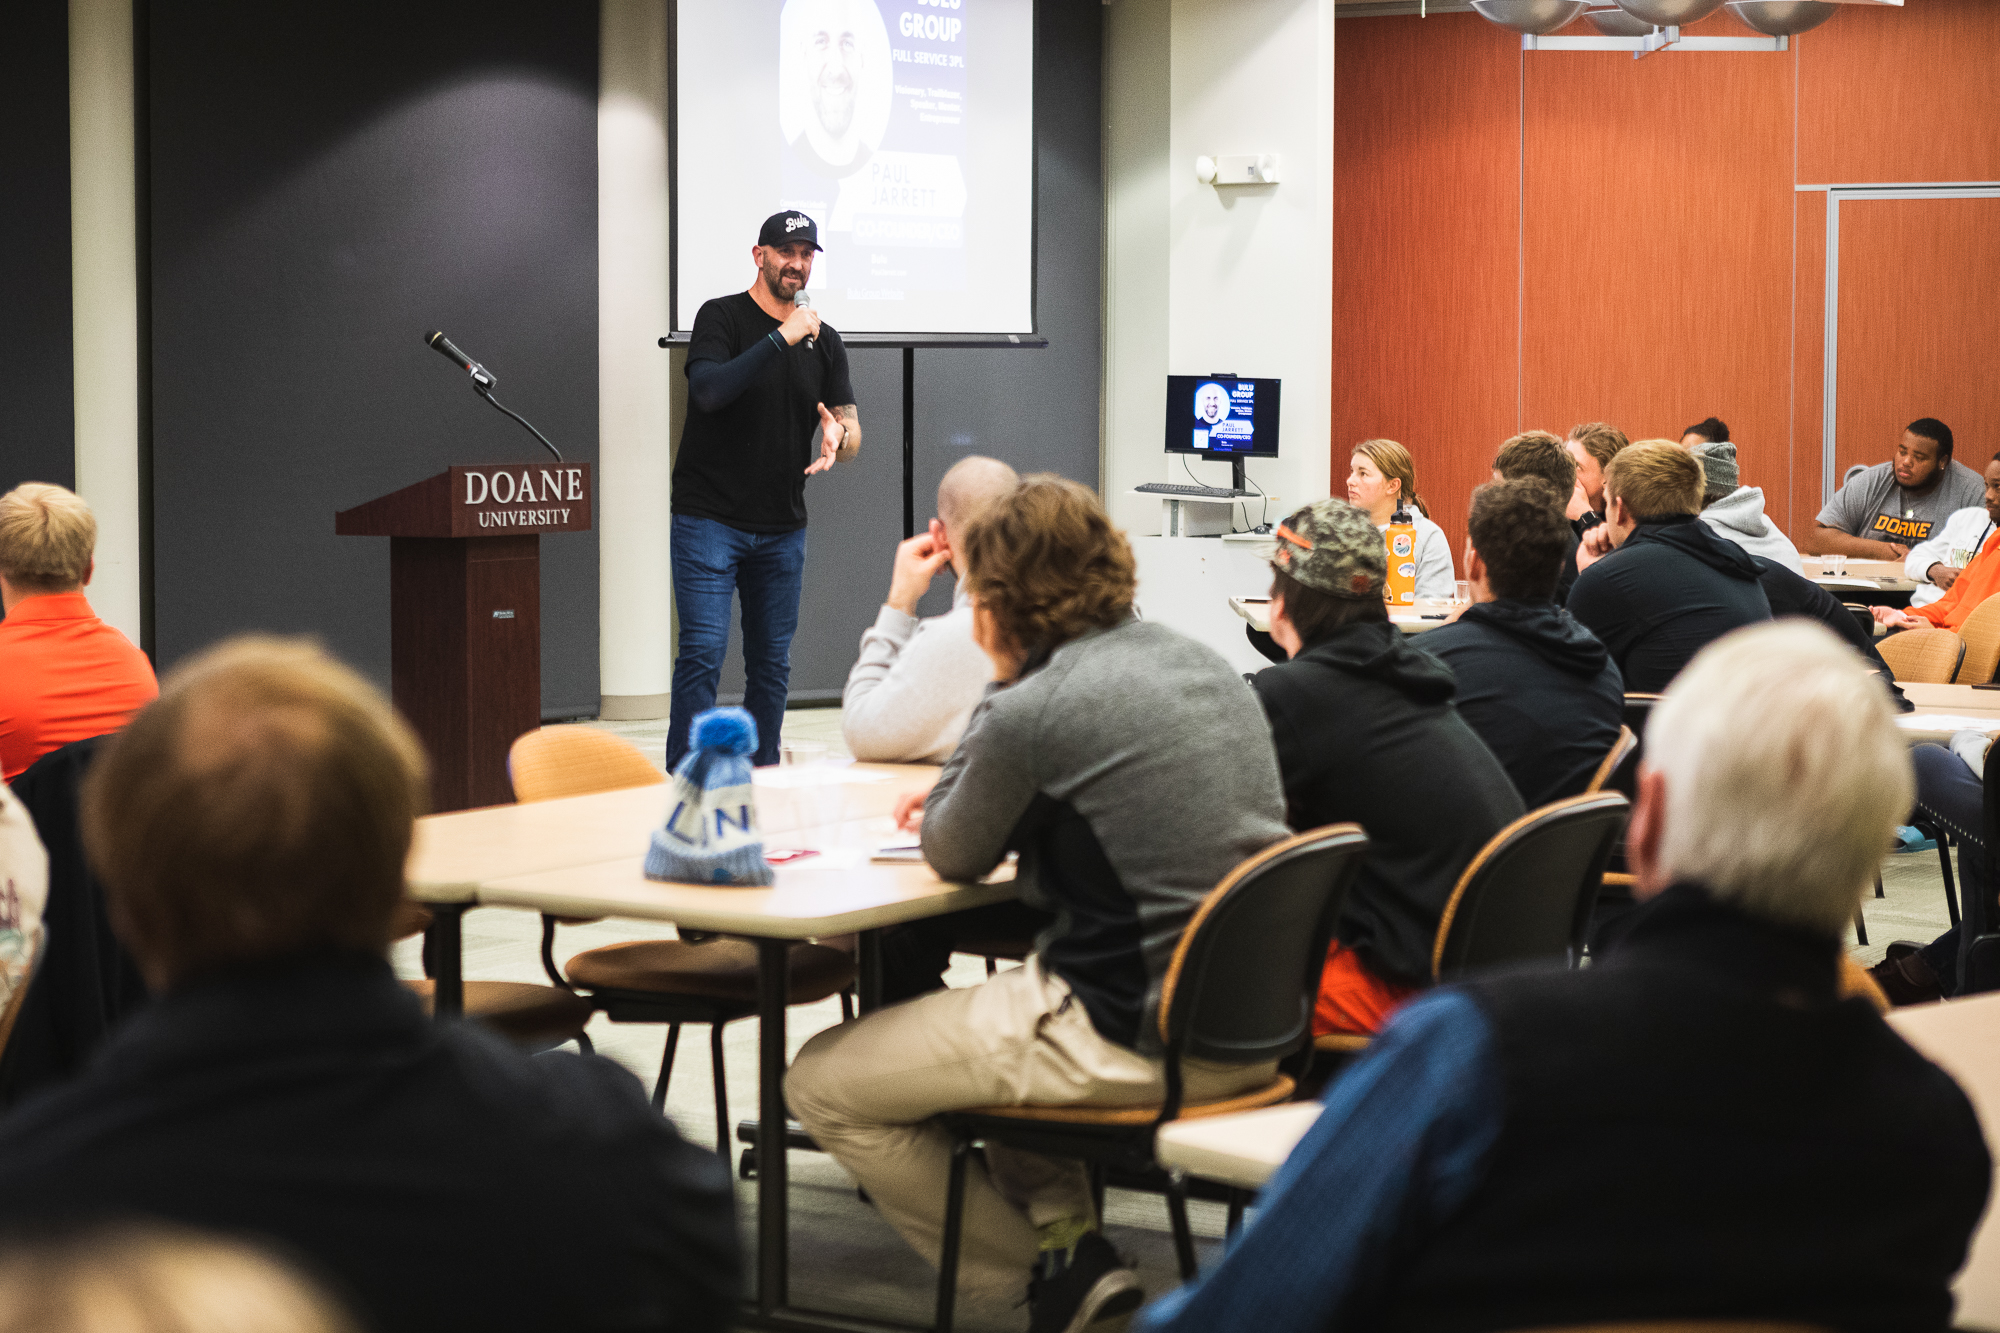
[1270,499,1385,600]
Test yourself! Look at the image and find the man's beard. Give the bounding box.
[813,77,856,137]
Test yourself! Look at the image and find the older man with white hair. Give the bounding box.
[1138,620,1990,1333]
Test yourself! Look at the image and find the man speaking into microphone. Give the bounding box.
[668,210,860,769]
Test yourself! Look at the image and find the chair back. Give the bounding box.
[1432,792,1630,980]
[1155,825,1369,1067]
[1876,626,1965,684]
[1620,693,1663,734]
[508,726,667,803]
[1584,726,1638,795]
[1958,592,2000,685]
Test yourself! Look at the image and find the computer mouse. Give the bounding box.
[1251,523,1272,534]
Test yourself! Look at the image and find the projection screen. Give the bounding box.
[673,0,1036,339]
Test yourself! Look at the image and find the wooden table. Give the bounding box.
[1154,1101,1323,1191]
[1888,991,2000,1332]
[1229,595,1457,636]
[1803,557,1919,605]
[406,762,1016,1330]
[1894,683,2000,746]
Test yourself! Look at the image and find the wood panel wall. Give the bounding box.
[1334,0,2000,552]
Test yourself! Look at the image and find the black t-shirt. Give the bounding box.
[673,291,854,533]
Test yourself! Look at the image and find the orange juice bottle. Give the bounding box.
[1384,504,1418,605]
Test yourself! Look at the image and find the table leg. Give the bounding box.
[756,936,790,1317]
[857,929,883,1014]
[425,903,466,1021]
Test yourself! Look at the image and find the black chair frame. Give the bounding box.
[930,824,1370,1332]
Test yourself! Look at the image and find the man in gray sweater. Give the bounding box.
[788,476,1288,1333]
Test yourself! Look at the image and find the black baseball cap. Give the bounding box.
[758,211,823,251]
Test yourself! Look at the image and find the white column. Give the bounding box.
[69,0,143,647]
[598,0,675,719]
[1165,0,1336,518]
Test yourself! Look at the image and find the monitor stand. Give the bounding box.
[1231,458,1248,494]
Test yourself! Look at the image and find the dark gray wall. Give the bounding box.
[145,4,600,715]
[719,0,1104,701]
[0,0,75,497]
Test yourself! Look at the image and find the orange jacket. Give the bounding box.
[1915,528,2000,632]
[0,592,158,781]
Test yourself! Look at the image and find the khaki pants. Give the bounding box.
[785,957,1274,1303]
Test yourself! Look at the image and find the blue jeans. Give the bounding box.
[668,515,807,770]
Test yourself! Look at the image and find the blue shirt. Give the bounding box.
[1136,991,1501,1332]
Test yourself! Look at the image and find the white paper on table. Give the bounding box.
[1897,714,2000,733]
[1816,576,1888,588]
[753,766,893,789]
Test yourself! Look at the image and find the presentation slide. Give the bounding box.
[675,0,1035,337]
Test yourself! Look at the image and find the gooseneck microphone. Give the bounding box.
[794,291,814,351]
[426,330,496,388]
[422,329,562,462]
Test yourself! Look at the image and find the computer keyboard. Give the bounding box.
[1133,482,1253,499]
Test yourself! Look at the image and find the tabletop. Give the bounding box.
[1155,1101,1325,1190]
[476,816,1019,938]
[1887,991,2000,1330]
[1229,596,1455,636]
[1894,682,2000,746]
[1803,557,1909,581]
[406,762,941,903]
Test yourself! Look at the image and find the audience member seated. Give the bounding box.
[1492,430,1582,603]
[1872,452,2000,634]
[1679,414,1728,449]
[1568,443,1771,693]
[1563,420,1630,533]
[1694,438,1803,572]
[0,484,157,781]
[1871,732,1994,1005]
[786,476,1289,1332]
[0,637,739,1333]
[1346,438,1454,600]
[1250,500,1521,1036]
[842,455,1017,763]
[1748,554,1912,711]
[1808,417,1983,560]
[1137,621,1990,1333]
[1419,480,1623,808]
[1905,483,1998,610]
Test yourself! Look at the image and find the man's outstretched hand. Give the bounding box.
[887,531,952,616]
[805,402,842,475]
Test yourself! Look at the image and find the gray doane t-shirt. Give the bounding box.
[1817,459,1987,546]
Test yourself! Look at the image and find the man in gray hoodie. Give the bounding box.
[787,476,1288,1332]
[1694,440,1803,573]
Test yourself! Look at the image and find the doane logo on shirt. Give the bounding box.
[1872,514,1936,542]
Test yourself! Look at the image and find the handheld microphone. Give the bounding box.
[793,292,814,351]
[425,330,496,388]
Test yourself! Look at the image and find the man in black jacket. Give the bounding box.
[1420,479,1624,808]
[1254,500,1523,1036]
[1568,442,1772,692]
[0,637,739,1333]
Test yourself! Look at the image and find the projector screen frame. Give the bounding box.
[662,0,1047,349]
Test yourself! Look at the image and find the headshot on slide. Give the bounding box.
[779,0,892,180]
[1195,381,1231,426]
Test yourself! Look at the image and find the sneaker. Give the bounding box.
[1025,1232,1143,1333]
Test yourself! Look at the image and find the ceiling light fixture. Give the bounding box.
[1725,0,1839,35]
[1469,0,1591,34]
[1585,7,1658,36]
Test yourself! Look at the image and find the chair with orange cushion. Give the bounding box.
[508,725,856,1154]
[929,824,1370,1330]
[391,900,593,1053]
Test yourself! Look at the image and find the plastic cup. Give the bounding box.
[1452,580,1471,606]
[781,742,828,766]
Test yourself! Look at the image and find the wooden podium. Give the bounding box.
[337,462,592,812]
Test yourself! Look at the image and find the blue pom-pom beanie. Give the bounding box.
[644,707,773,886]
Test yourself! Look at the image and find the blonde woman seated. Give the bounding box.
[1347,439,1454,601]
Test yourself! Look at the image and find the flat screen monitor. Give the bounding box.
[1164,375,1281,460]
